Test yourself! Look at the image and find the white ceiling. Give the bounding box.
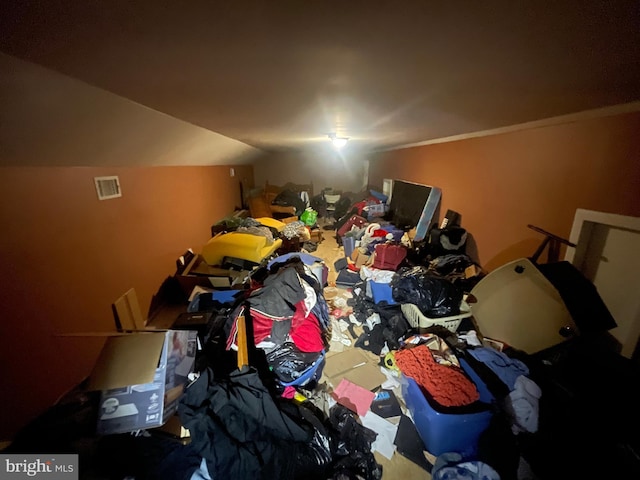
[2,0,639,154]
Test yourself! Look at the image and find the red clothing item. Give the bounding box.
[395,344,479,407]
[352,200,368,216]
[247,309,281,345]
[290,301,324,352]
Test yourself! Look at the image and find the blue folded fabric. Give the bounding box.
[335,269,360,287]
[467,346,529,391]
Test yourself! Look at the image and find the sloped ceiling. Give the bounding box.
[1,0,639,155]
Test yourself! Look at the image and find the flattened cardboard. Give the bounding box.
[355,251,371,268]
[88,334,166,391]
[323,349,370,377]
[324,349,386,391]
[113,288,145,330]
[341,364,387,391]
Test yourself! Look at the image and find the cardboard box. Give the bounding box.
[175,254,236,296]
[352,248,372,268]
[89,329,198,435]
[464,264,481,279]
[309,229,323,243]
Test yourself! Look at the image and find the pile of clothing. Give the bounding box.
[226,254,330,386]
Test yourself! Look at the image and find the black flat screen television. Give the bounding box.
[385,180,436,230]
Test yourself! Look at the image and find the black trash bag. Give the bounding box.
[294,403,334,480]
[272,189,306,215]
[265,342,321,384]
[391,266,464,318]
[326,404,383,480]
[429,254,475,277]
[334,196,355,221]
[310,194,328,218]
[179,366,322,480]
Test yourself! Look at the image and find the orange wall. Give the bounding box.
[368,111,640,271]
[0,165,253,440]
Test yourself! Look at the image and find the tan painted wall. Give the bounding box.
[368,111,640,271]
[0,165,253,440]
[253,148,368,195]
[0,53,260,167]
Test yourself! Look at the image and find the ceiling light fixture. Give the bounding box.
[328,133,349,149]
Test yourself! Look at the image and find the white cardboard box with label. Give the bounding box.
[88,329,197,435]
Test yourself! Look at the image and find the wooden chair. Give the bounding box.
[527,224,577,264]
[247,182,298,219]
[264,181,282,205]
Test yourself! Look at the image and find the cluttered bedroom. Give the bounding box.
[4,173,640,480]
[2,3,640,480]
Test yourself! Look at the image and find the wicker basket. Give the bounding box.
[401,300,472,332]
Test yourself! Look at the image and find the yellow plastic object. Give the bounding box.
[201,232,282,266]
[255,217,287,232]
[293,391,308,404]
[383,351,400,373]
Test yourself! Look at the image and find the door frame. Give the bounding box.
[565,208,640,358]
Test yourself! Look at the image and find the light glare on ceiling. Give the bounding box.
[328,133,348,149]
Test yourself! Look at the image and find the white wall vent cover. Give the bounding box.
[94,176,122,200]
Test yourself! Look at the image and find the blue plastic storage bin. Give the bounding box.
[401,358,494,457]
[369,281,397,305]
[278,350,326,388]
[342,236,356,259]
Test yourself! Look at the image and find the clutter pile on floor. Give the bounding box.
[8,200,514,479]
[14,186,638,480]
[171,243,519,480]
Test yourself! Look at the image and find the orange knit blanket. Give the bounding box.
[395,344,479,407]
